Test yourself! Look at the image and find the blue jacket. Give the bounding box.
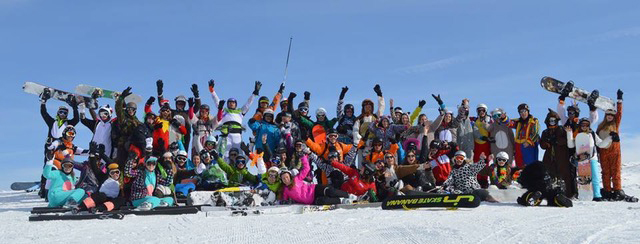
[249,120,281,151]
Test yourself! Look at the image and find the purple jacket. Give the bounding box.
[282,155,315,205]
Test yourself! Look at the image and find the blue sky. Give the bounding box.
[1,0,638,189]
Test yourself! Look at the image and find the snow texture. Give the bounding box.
[3,162,640,244]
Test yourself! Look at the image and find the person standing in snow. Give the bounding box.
[430,94,459,144]
[510,103,540,168]
[336,86,356,145]
[539,108,575,198]
[596,90,637,202]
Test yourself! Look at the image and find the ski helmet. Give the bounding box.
[326,128,338,137]
[258,96,269,104]
[126,102,137,110]
[107,163,119,172]
[454,151,467,159]
[206,135,217,145]
[263,109,274,117]
[275,146,287,154]
[145,157,158,165]
[298,102,308,110]
[227,98,237,104]
[496,152,509,161]
[394,107,403,114]
[477,104,488,111]
[362,99,374,107]
[517,103,529,112]
[62,125,76,140]
[344,104,354,113]
[429,140,442,150]
[268,166,280,174]
[280,168,292,177]
[60,157,74,173]
[567,105,580,116]
[280,98,288,106]
[316,108,327,116]
[327,151,340,160]
[200,104,210,112]
[579,117,591,126]
[177,150,188,158]
[175,95,187,103]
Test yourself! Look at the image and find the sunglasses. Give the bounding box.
[146,161,157,166]
[385,156,395,159]
[477,108,486,112]
[568,111,576,115]
[548,118,557,122]
[99,111,110,117]
[229,153,238,157]
[269,173,278,178]
[109,170,120,175]
[206,142,216,146]
[295,144,303,147]
[317,114,326,117]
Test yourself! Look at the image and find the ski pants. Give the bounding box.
[515,143,539,168]
[599,143,622,191]
[314,184,349,205]
[80,192,126,211]
[589,159,603,198]
[48,189,86,207]
[224,133,242,156]
[132,196,175,209]
[175,183,196,196]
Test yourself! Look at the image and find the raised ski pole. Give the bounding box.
[282,37,293,85]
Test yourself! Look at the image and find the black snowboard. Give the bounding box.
[381,194,480,210]
[29,213,124,221]
[10,181,39,191]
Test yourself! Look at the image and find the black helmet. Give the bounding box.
[578,117,591,126]
[326,128,338,136]
[567,105,580,116]
[200,104,210,111]
[429,140,442,150]
[517,103,529,112]
[363,163,376,176]
[327,151,340,160]
[344,104,354,112]
[259,96,269,104]
[372,137,383,145]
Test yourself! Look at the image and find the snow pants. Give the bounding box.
[515,143,539,168]
[599,143,622,191]
[175,183,196,196]
[132,196,175,209]
[80,192,126,211]
[589,159,603,198]
[48,189,86,207]
[314,184,349,205]
[224,133,242,156]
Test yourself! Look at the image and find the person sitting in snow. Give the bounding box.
[125,156,174,210]
[42,157,87,208]
[75,142,126,213]
[439,152,498,202]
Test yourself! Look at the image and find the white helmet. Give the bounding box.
[496,151,509,161]
[316,108,327,116]
[263,109,274,116]
[177,150,188,157]
[454,151,467,158]
[477,104,488,111]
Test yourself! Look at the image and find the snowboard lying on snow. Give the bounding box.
[381,194,480,210]
[202,202,382,216]
[29,206,199,221]
[188,187,276,207]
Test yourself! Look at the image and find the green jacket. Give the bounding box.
[202,162,228,185]
[261,174,283,195]
[217,158,258,186]
[299,116,338,131]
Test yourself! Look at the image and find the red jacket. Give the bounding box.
[430,154,452,185]
[331,161,377,196]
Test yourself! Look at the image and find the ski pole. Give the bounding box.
[282,37,293,85]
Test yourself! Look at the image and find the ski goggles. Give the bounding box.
[406,154,416,158]
[385,155,395,159]
[548,118,557,123]
[299,108,308,113]
[205,141,216,147]
[477,108,486,113]
[176,156,188,162]
[99,111,110,117]
[268,172,279,178]
[236,159,247,165]
[65,130,76,137]
[109,170,120,175]
[568,111,577,116]
[272,158,282,165]
[327,134,338,138]
[62,163,74,169]
[58,110,69,116]
[519,109,528,114]
[126,107,137,113]
[454,155,466,161]
[497,158,508,162]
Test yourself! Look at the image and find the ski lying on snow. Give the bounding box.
[381,194,480,210]
[31,206,199,215]
[302,202,381,213]
[29,213,124,222]
[31,204,205,214]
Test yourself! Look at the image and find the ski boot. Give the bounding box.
[600,189,613,201]
[519,191,542,206]
[593,197,604,202]
[613,190,639,202]
[551,194,573,207]
[64,199,78,209]
[587,90,600,108]
[158,201,170,207]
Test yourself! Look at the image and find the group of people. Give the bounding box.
[36,79,633,212]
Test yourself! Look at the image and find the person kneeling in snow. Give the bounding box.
[440,151,498,202]
[126,156,174,210]
[516,161,573,207]
[281,155,357,205]
[328,151,378,202]
[42,157,87,208]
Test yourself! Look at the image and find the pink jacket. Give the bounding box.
[282,155,315,205]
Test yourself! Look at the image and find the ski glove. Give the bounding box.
[432,94,443,106]
[617,89,623,100]
[188,97,195,108]
[91,90,101,100]
[67,95,78,108]
[121,87,132,98]
[278,83,285,94]
[40,89,51,103]
[208,80,215,93]
[304,91,311,101]
[191,84,199,98]
[339,86,349,100]
[288,92,297,100]
[253,81,262,96]
[373,84,382,97]
[170,119,181,129]
[218,100,225,110]
[418,100,426,108]
[89,142,99,157]
[146,96,156,105]
[156,80,163,96]
[610,132,620,142]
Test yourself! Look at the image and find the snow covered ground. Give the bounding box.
[3,162,640,244]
